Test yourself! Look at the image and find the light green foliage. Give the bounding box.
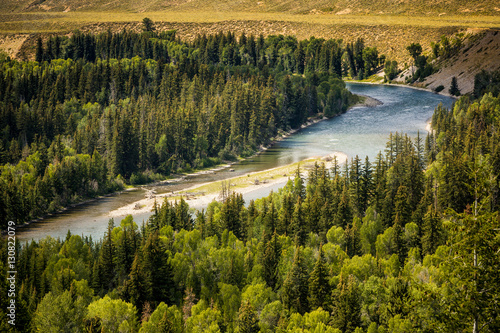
[259,300,283,332]
[360,207,381,255]
[375,227,394,259]
[241,283,277,315]
[140,303,183,333]
[218,283,241,331]
[32,280,94,333]
[327,226,345,247]
[286,308,340,333]
[185,300,223,333]
[361,276,386,326]
[403,222,419,250]
[340,254,379,282]
[86,296,137,333]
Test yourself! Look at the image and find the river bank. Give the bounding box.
[107,152,348,218]
[345,78,460,99]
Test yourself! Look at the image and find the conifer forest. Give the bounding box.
[1,28,499,332]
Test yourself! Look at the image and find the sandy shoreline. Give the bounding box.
[108,152,348,218]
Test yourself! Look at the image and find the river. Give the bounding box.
[17,83,454,242]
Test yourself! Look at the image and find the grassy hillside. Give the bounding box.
[2,0,500,15]
[0,0,498,80]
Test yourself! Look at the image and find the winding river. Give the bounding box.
[17,83,454,242]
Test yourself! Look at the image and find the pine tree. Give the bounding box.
[345,220,362,258]
[142,231,177,306]
[392,213,407,264]
[421,205,442,256]
[330,274,361,333]
[238,301,260,333]
[128,253,147,312]
[308,245,330,309]
[449,76,461,96]
[291,197,307,245]
[97,220,116,293]
[282,246,309,314]
[293,166,305,201]
[335,184,352,228]
[262,231,281,290]
[35,37,44,63]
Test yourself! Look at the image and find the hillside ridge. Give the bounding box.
[2,0,500,16]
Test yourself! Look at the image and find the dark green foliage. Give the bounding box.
[421,205,442,255]
[434,85,444,93]
[142,17,155,32]
[308,245,330,309]
[282,246,309,314]
[473,70,500,99]
[384,60,399,81]
[262,231,281,290]
[406,43,422,60]
[0,30,356,229]
[449,76,461,96]
[330,274,361,333]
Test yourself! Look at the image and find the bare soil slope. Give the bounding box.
[422,29,500,95]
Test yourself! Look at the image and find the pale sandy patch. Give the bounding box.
[107,152,348,217]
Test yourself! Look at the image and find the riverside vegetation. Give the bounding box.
[0,88,499,332]
[1,28,376,229]
[1,26,500,332]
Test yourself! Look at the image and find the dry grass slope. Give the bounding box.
[2,0,500,16]
[0,0,498,90]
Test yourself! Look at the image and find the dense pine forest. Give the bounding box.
[0,28,376,229]
[1,25,500,332]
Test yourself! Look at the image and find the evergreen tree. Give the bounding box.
[97,221,116,293]
[282,246,309,314]
[330,274,361,333]
[421,205,442,256]
[238,300,260,333]
[142,231,177,307]
[262,231,281,290]
[36,37,44,63]
[291,197,307,245]
[127,253,147,312]
[308,245,330,310]
[449,76,461,96]
[335,184,352,228]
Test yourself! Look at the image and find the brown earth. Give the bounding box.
[422,29,500,95]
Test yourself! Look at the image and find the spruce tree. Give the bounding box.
[262,231,281,290]
[291,197,307,245]
[449,76,461,96]
[97,221,116,293]
[335,184,352,228]
[238,301,260,333]
[142,231,177,306]
[421,205,442,256]
[128,253,147,312]
[331,274,362,333]
[308,245,330,309]
[35,37,44,63]
[282,246,309,314]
